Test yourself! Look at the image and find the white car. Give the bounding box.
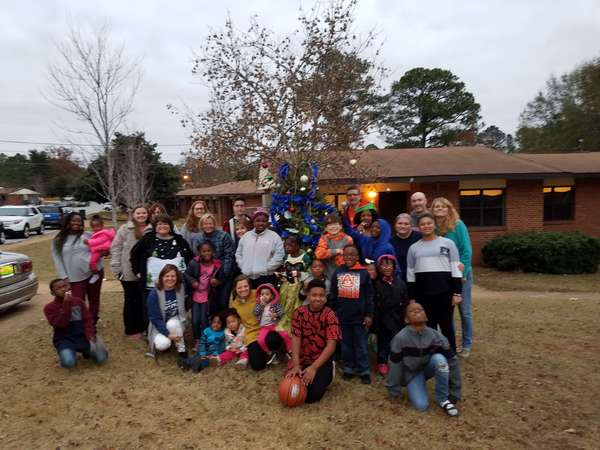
[0,206,44,238]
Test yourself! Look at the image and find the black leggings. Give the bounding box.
[305,360,334,404]
[247,331,285,371]
[121,280,146,335]
[418,292,456,353]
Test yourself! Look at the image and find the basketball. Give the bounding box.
[278,375,307,407]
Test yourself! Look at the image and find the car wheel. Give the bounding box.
[22,225,30,239]
[0,230,5,244]
[37,224,44,235]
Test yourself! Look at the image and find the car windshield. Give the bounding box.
[0,208,28,216]
[39,206,61,213]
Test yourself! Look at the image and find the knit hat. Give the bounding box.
[252,208,269,220]
[377,254,398,267]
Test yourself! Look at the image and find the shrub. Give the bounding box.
[482,231,600,274]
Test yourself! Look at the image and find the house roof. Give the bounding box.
[514,152,600,175]
[9,188,40,195]
[176,147,600,196]
[177,179,260,197]
[318,146,579,183]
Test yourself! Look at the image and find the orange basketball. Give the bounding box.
[278,375,307,407]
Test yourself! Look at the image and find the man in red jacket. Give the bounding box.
[44,279,108,369]
[342,186,369,228]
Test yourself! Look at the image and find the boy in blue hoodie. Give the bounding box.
[328,244,374,384]
[178,314,225,373]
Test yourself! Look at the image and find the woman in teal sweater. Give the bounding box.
[431,197,473,358]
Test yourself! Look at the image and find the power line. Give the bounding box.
[0,139,193,148]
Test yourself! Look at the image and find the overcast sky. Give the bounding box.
[1,0,599,163]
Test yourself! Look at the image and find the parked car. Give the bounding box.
[0,223,5,245]
[0,206,44,238]
[0,250,38,312]
[38,205,65,228]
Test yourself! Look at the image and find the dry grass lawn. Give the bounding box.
[476,267,600,293]
[1,239,599,449]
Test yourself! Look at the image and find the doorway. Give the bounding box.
[377,191,408,225]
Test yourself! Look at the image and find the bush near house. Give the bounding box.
[482,231,600,274]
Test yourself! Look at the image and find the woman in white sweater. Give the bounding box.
[110,205,151,339]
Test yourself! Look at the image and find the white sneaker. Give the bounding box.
[235,358,248,369]
[266,352,279,366]
[460,348,471,359]
[440,400,459,417]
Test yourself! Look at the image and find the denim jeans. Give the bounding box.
[459,271,474,350]
[340,324,370,376]
[406,353,449,411]
[58,344,108,369]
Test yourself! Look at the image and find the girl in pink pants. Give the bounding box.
[219,309,249,368]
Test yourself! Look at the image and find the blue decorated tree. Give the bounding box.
[269,162,337,253]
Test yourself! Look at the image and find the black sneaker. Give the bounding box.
[360,374,372,385]
[177,357,190,371]
[191,356,206,374]
[342,373,354,381]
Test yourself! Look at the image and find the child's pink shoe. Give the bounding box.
[377,363,389,376]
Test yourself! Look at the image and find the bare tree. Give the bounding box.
[47,23,141,226]
[113,133,153,208]
[170,0,386,179]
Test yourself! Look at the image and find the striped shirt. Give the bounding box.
[406,237,463,297]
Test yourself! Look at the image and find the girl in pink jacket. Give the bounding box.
[85,215,116,272]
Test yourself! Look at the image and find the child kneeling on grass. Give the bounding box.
[385,302,462,417]
[287,279,340,404]
[44,278,108,369]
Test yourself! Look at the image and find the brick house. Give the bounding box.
[176,147,600,265]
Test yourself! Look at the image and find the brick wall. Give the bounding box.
[411,181,459,209]
[416,179,546,266]
[543,177,600,237]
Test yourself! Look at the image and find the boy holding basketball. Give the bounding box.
[287,279,340,404]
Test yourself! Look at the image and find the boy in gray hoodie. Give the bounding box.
[385,302,461,417]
